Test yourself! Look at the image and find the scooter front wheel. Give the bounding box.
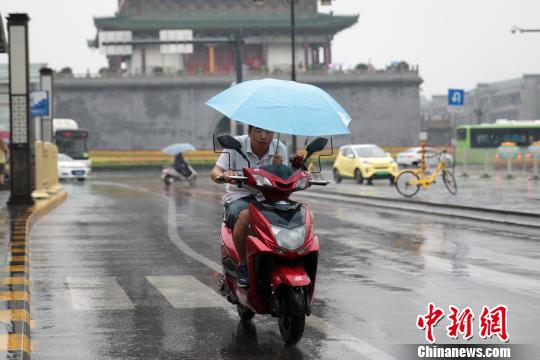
[163,175,173,186]
[278,287,306,345]
[237,303,255,322]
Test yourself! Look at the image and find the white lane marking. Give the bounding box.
[66,276,134,310]
[166,197,221,273]
[307,316,397,360]
[163,194,397,360]
[94,181,397,360]
[423,254,540,297]
[146,275,228,308]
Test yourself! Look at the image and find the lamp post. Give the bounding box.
[7,13,34,206]
[254,0,333,154]
[511,26,540,34]
[40,68,54,142]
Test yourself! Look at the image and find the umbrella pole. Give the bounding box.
[274,133,281,156]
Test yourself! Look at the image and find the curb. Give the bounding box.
[300,190,540,228]
[1,191,68,360]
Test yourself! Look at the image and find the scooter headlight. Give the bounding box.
[270,224,306,251]
[295,177,308,190]
[252,174,273,187]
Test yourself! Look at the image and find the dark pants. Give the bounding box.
[223,196,257,229]
[174,162,193,178]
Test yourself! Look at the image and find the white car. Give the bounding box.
[396,147,453,168]
[58,153,91,181]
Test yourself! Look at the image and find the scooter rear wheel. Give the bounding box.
[237,304,255,322]
[188,174,197,186]
[278,287,306,345]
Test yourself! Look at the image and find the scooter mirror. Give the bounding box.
[217,134,251,167]
[217,135,243,152]
[305,137,328,158]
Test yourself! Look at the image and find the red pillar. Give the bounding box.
[141,47,146,74]
[325,43,332,65]
[304,43,309,70]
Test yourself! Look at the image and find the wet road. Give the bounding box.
[29,171,540,359]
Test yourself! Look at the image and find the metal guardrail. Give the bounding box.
[299,190,540,228]
[454,148,540,180]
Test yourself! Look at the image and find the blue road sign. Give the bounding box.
[448,89,465,107]
[30,90,49,117]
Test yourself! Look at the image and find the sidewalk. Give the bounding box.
[0,189,67,360]
[316,168,540,216]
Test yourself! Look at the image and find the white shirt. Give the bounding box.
[216,134,288,203]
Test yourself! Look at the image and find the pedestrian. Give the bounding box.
[0,138,8,187]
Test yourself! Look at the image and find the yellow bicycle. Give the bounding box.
[395,151,457,197]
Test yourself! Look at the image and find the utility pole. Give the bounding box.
[289,0,297,154]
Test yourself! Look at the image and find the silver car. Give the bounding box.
[396,147,453,168]
[58,153,91,181]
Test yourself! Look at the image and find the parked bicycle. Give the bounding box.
[395,150,457,197]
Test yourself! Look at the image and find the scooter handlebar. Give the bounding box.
[227,175,248,182]
[216,175,248,184]
[216,175,225,183]
[310,180,330,186]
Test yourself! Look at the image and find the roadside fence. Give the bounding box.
[454,148,540,180]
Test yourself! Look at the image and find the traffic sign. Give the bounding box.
[30,90,49,117]
[448,89,465,106]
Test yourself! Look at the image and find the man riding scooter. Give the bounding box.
[211,125,287,287]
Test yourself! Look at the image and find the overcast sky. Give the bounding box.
[1,0,540,97]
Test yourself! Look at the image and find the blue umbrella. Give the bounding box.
[161,143,196,155]
[205,78,351,136]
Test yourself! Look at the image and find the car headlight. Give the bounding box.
[252,174,273,187]
[270,224,306,251]
[295,177,308,190]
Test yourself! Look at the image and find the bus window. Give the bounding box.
[471,129,499,147]
[471,128,535,147]
[457,128,467,141]
[55,130,89,160]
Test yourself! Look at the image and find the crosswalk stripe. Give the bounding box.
[66,277,134,310]
[146,275,227,309]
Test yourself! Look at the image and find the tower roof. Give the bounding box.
[94,12,358,34]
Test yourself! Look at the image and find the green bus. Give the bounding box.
[456,120,540,163]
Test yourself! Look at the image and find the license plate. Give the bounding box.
[376,171,389,176]
[72,170,85,175]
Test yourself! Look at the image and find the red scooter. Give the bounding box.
[216,135,329,345]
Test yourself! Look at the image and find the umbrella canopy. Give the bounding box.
[205,78,351,136]
[161,143,196,155]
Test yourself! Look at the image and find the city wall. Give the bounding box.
[53,72,422,150]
